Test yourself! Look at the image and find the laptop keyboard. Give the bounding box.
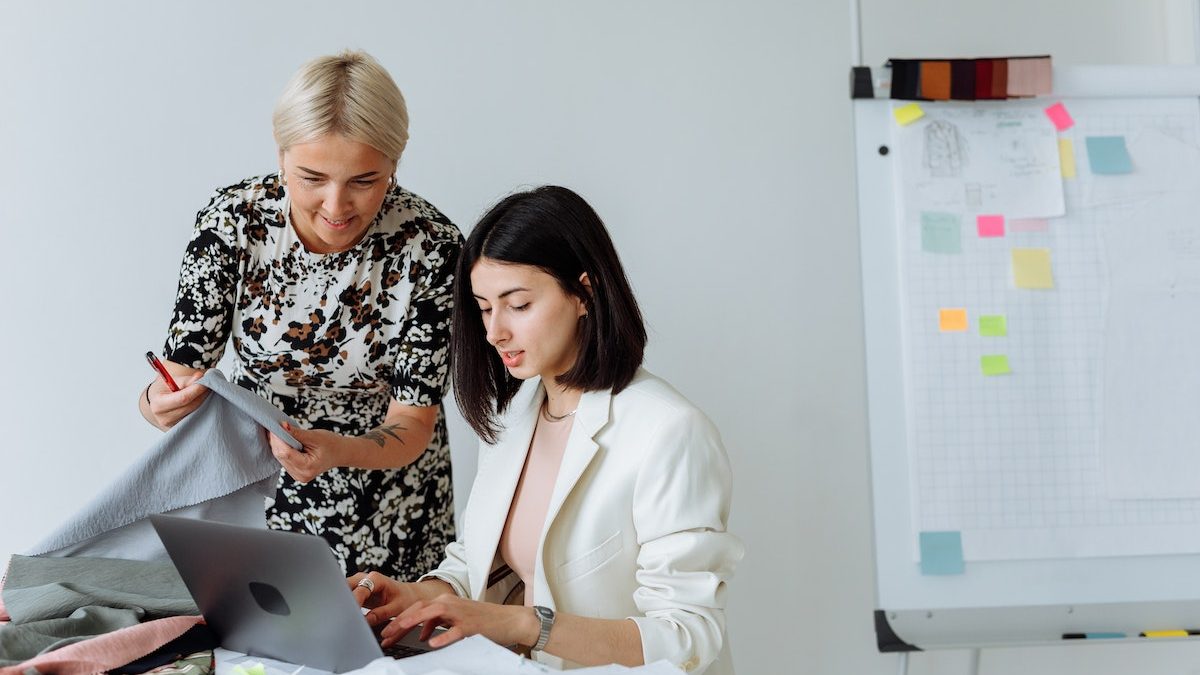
[382,641,427,659]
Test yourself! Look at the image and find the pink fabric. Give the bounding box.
[0,615,203,675]
[499,413,571,606]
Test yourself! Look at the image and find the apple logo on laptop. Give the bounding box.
[248,581,292,616]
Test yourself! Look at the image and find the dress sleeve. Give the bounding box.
[389,228,463,406]
[162,190,242,369]
[628,407,744,673]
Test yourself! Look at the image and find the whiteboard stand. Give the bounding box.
[854,64,1200,654]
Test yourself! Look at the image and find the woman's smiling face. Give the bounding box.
[281,134,394,254]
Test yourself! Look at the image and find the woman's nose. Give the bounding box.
[485,314,508,346]
[323,185,352,218]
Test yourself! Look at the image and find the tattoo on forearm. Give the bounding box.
[362,424,407,447]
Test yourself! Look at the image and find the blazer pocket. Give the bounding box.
[557,530,624,583]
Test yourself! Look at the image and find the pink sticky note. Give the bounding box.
[977,215,1005,238]
[1044,102,1074,131]
[1009,218,1049,233]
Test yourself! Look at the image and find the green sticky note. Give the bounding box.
[981,354,1011,376]
[979,315,1007,337]
[921,212,962,254]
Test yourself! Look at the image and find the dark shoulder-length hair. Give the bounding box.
[452,185,647,443]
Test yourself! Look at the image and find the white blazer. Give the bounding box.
[423,368,742,674]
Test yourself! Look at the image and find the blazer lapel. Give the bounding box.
[467,380,543,599]
[535,387,612,590]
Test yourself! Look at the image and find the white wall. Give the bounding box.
[1,2,1198,674]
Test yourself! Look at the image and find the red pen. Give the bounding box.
[145,351,181,392]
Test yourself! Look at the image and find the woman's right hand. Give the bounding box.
[144,371,210,430]
[348,572,450,629]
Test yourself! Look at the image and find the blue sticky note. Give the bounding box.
[919,531,965,575]
[1085,136,1133,175]
[921,212,962,254]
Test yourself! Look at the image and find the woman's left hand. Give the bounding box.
[268,422,344,483]
[381,594,537,650]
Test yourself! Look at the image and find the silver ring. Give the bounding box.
[356,577,375,593]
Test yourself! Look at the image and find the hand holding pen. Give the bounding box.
[142,351,210,431]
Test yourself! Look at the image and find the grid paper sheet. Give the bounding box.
[893,98,1200,561]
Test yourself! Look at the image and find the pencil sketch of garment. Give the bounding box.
[924,120,968,178]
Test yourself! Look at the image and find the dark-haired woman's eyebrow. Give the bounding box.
[473,288,530,301]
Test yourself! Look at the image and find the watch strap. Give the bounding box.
[531,605,554,651]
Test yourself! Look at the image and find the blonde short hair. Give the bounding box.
[272,50,409,162]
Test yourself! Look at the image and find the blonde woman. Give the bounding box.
[139,51,462,581]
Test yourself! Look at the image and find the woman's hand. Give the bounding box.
[347,573,449,628]
[145,372,210,430]
[383,594,539,650]
[268,422,346,483]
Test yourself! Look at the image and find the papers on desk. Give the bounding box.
[217,635,685,675]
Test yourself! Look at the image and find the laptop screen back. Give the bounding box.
[150,514,384,673]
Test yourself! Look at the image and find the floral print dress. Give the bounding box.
[164,173,462,580]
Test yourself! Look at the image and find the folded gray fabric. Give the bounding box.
[23,370,301,560]
[0,555,197,665]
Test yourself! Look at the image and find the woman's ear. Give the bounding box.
[577,272,592,318]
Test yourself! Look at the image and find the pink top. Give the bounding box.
[499,408,573,606]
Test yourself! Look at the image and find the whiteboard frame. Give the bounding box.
[854,65,1200,650]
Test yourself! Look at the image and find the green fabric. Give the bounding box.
[0,555,197,666]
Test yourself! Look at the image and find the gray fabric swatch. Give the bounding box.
[23,369,300,560]
[0,555,197,666]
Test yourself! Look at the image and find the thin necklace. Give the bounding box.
[541,398,577,423]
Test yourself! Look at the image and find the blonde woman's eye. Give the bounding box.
[352,180,376,188]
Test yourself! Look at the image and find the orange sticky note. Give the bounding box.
[894,103,925,126]
[939,308,968,332]
[1012,248,1054,289]
[1059,138,1077,179]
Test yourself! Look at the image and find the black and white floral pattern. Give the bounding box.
[164,173,461,579]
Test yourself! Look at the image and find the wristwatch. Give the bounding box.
[531,605,555,651]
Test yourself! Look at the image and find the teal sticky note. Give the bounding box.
[1085,136,1133,175]
[921,212,961,254]
[919,531,965,575]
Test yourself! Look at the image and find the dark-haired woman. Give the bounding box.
[349,186,742,674]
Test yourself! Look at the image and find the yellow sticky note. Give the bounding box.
[981,355,1011,376]
[1059,138,1077,179]
[893,103,925,126]
[1012,248,1054,289]
[938,308,968,332]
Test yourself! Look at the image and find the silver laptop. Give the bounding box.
[150,514,436,672]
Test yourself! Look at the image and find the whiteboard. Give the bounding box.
[855,66,1200,650]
